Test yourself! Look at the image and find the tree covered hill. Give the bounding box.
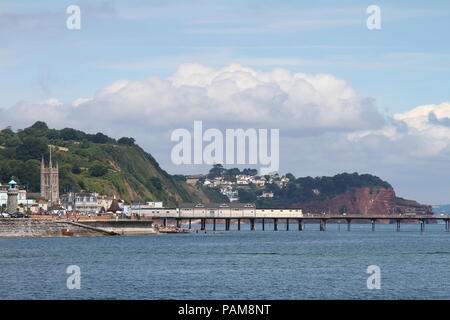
[0,121,428,213]
[0,121,208,205]
[255,172,392,207]
[202,165,393,207]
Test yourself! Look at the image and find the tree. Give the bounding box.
[118,137,135,146]
[285,173,295,181]
[30,121,49,131]
[208,164,225,179]
[88,132,111,144]
[149,177,163,191]
[242,168,258,176]
[238,189,256,202]
[60,128,85,141]
[90,164,108,177]
[0,129,21,148]
[72,165,82,174]
[16,137,48,160]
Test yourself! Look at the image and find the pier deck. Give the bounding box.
[150,214,450,232]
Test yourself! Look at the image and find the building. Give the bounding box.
[40,149,59,205]
[179,202,256,218]
[97,195,114,213]
[60,192,98,215]
[146,202,163,208]
[255,208,303,217]
[130,206,178,217]
[6,180,19,214]
[0,182,33,211]
[258,191,274,198]
[220,187,239,202]
[177,203,302,218]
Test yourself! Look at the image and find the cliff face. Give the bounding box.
[292,187,432,216]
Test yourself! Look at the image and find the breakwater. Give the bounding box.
[0,219,104,238]
[0,219,156,238]
[77,220,155,235]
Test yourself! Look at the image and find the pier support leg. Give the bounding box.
[238,219,241,231]
[347,219,351,232]
[420,219,425,232]
[320,219,326,231]
[396,219,400,232]
[286,219,289,231]
[262,218,265,231]
[176,219,181,228]
[163,218,167,227]
[274,219,278,231]
[298,219,303,231]
[213,219,216,231]
[446,220,449,232]
[188,219,191,229]
[225,219,230,231]
[200,219,206,231]
[371,219,376,232]
[250,219,255,231]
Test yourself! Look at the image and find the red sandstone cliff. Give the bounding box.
[292,187,432,216]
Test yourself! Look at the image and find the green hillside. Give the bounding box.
[0,121,423,211]
[0,121,208,205]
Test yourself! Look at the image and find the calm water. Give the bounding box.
[1,223,449,300]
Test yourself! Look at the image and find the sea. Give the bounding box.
[1,222,449,300]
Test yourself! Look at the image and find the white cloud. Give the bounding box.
[4,63,381,134]
[349,102,450,158]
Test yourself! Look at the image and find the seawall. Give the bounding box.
[77,220,155,235]
[0,219,108,238]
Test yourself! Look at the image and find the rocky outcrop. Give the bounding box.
[292,187,432,216]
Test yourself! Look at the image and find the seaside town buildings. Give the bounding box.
[1,148,293,215]
[60,192,100,216]
[188,173,290,202]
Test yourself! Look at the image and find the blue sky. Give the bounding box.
[1,0,449,111]
[2,1,450,203]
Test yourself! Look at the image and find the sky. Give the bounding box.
[1,0,450,204]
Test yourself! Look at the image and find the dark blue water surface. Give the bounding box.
[1,223,449,299]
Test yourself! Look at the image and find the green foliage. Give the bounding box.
[0,122,394,208]
[71,165,81,174]
[255,172,392,208]
[201,186,230,203]
[238,189,257,202]
[207,165,258,180]
[118,137,135,146]
[207,164,226,179]
[89,164,109,177]
[149,177,163,191]
[16,137,49,160]
[0,121,201,205]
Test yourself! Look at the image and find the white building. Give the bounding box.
[60,192,98,215]
[220,187,239,202]
[258,191,274,198]
[179,203,256,218]
[146,201,163,208]
[255,208,303,217]
[131,206,178,217]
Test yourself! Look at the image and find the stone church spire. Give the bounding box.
[40,146,59,205]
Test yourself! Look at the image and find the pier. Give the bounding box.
[150,213,450,232]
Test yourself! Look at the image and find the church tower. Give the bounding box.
[40,147,59,205]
